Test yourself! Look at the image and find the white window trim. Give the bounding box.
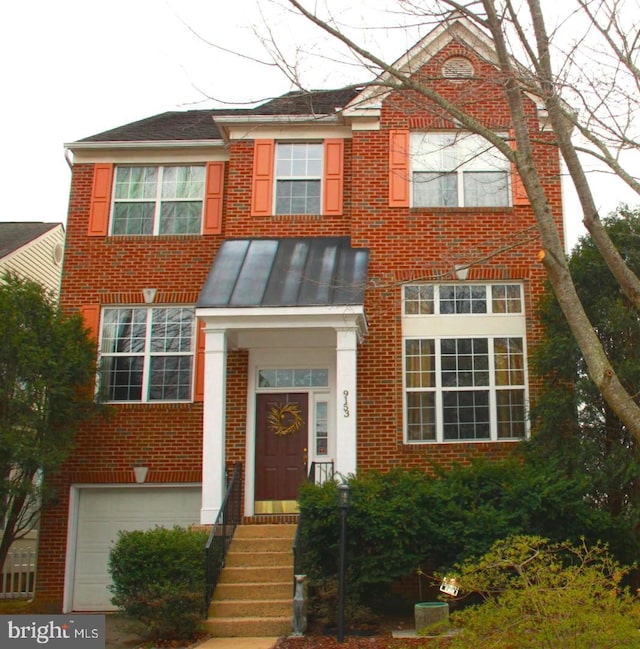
[99,306,196,404]
[403,283,524,319]
[312,393,331,460]
[402,282,529,443]
[274,142,324,215]
[110,165,205,236]
[409,131,511,208]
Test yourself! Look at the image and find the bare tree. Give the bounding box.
[249,0,640,439]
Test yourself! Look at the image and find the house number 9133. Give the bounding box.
[343,390,350,418]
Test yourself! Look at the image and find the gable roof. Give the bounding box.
[0,222,61,260]
[345,13,503,114]
[69,13,547,146]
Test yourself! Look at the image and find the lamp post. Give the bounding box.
[337,482,350,643]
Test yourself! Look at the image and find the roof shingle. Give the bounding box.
[0,222,60,259]
[77,87,364,143]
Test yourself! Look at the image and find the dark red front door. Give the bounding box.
[255,393,308,511]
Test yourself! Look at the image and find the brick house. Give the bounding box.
[37,14,562,614]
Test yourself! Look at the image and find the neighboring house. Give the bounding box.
[37,14,563,613]
[0,222,65,298]
[0,222,64,596]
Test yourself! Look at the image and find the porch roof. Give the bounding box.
[197,237,369,308]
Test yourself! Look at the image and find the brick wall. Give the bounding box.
[36,40,563,607]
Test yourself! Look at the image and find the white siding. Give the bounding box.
[0,225,65,298]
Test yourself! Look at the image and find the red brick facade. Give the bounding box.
[36,29,563,610]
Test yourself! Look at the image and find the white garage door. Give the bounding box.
[71,486,201,611]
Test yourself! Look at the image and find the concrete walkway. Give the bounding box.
[197,638,279,649]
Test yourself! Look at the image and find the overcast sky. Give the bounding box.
[1,0,638,249]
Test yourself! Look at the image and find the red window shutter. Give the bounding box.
[323,139,344,215]
[203,162,224,234]
[389,130,410,207]
[194,320,205,402]
[509,130,530,206]
[251,140,274,216]
[80,304,100,342]
[88,164,113,236]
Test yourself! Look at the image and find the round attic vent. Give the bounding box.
[442,57,474,79]
[52,243,63,265]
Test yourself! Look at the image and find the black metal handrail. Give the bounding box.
[292,461,334,592]
[204,462,242,609]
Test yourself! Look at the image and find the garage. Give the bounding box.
[68,485,201,611]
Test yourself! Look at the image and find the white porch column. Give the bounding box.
[200,328,227,524]
[335,327,359,477]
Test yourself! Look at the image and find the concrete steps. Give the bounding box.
[204,523,296,638]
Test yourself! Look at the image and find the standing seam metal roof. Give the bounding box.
[197,237,369,308]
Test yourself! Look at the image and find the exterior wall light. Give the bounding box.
[133,466,149,484]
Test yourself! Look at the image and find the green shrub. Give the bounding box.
[108,526,209,641]
[445,535,640,649]
[300,470,432,588]
[297,459,639,619]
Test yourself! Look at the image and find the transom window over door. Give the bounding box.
[403,283,528,442]
[275,143,323,214]
[112,165,205,235]
[258,368,328,388]
[410,132,510,208]
[100,307,195,402]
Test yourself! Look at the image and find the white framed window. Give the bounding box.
[275,143,323,214]
[410,132,510,208]
[314,398,329,456]
[404,283,522,315]
[112,165,205,235]
[99,307,195,402]
[403,283,527,442]
[257,368,329,388]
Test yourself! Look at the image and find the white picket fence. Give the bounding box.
[1,548,36,599]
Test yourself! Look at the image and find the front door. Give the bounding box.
[255,393,308,514]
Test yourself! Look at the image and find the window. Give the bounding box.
[315,400,329,455]
[112,165,205,235]
[403,283,527,442]
[275,143,323,214]
[410,132,510,208]
[100,307,195,402]
[251,139,343,217]
[258,368,329,388]
[404,284,522,315]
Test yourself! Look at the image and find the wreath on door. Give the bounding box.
[267,401,304,437]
